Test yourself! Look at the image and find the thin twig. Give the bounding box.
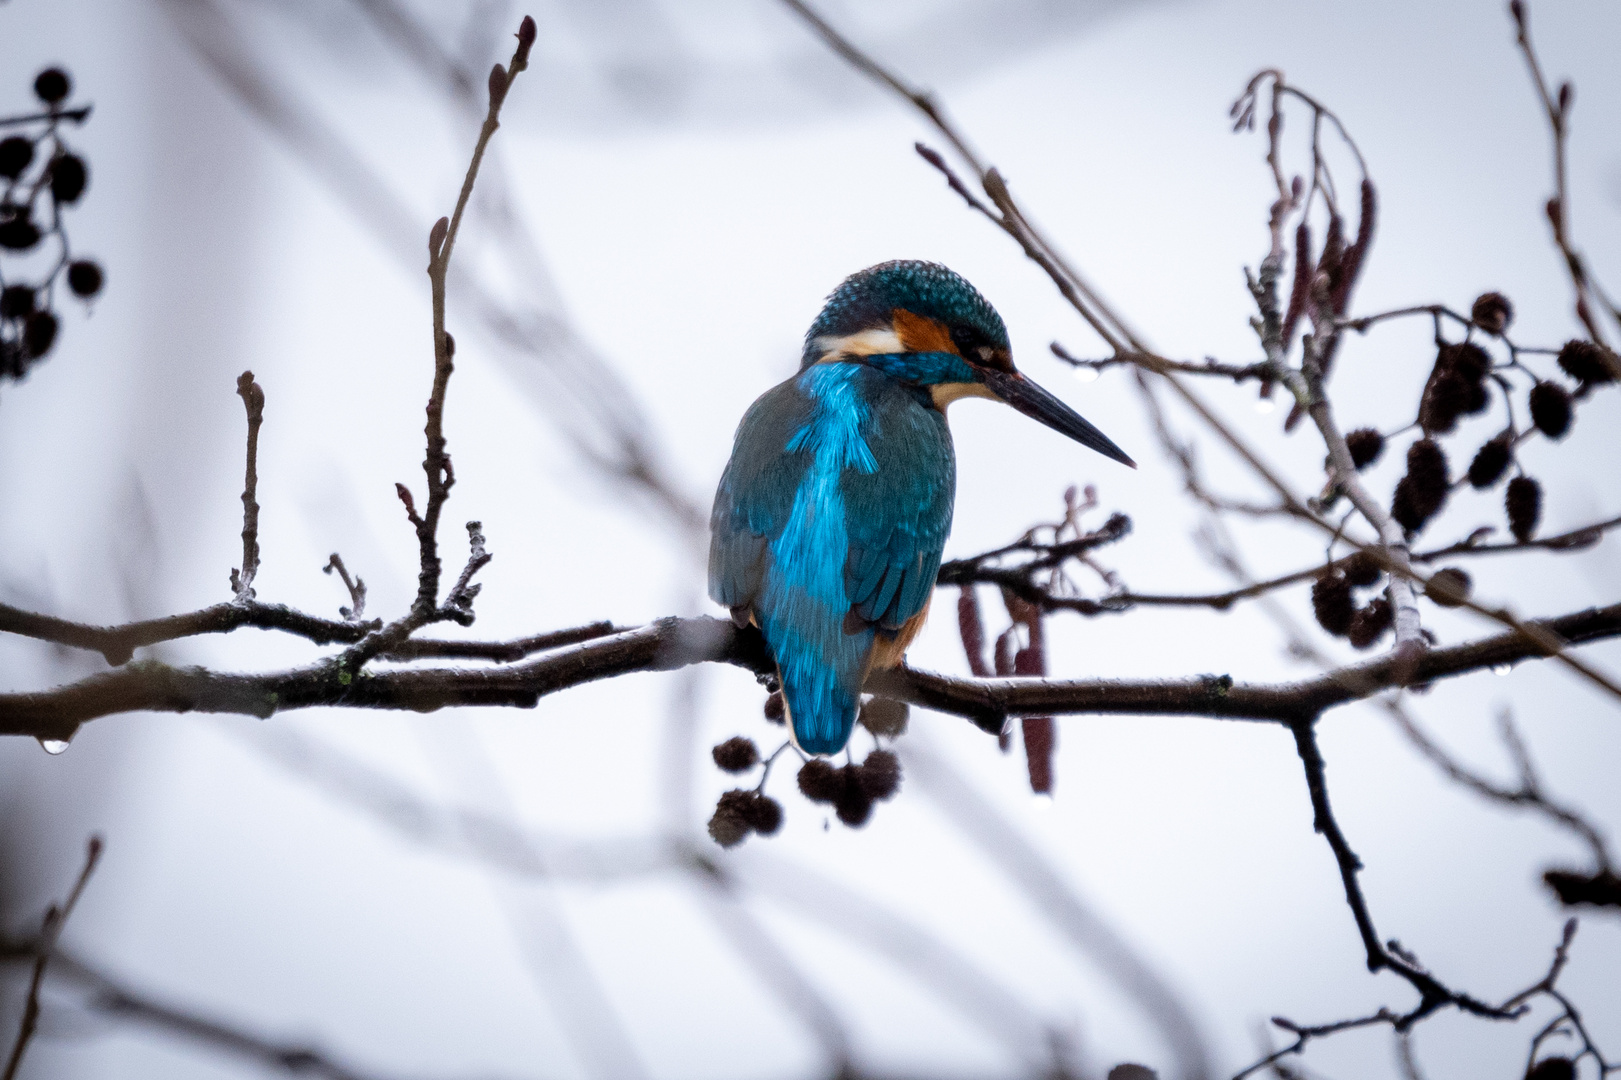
[2,835,104,1080]
[1050,342,1272,383]
[230,372,265,602]
[407,17,535,619]
[321,553,367,621]
[1386,703,1612,875]
[1511,1,1620,349]
[0,599,374,666]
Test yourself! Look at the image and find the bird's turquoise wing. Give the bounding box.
[708,380,813,614]
[842,375,956,632]
[707,364,954,756]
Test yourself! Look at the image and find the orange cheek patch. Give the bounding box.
[892,309,957,355]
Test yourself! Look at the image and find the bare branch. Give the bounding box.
[410,18,535,618]
[1386,703,1612,875]
[1511,1,1621,349]
[2,835,103,1080]
[321,553,367,622]
[229,371,264,602]
[0,599,372,667]
[1050,342,1272,384]
[8,599,1621,740]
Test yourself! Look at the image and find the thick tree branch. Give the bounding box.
[6,601,1621,741]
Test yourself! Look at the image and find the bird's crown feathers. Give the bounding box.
[801,260,1008,369]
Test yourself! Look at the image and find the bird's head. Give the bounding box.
[802,260,1135,468]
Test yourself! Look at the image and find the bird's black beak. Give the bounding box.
[981,367,1136,468]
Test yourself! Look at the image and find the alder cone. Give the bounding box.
[22,311,57,358]
[1470,291,1514,334]
[797,759,840,803]
[0,285,34,319]
[1390,439,1449,532]
[33,68,71,104]
[1467,438,1512,488]
[67,259,103,298]
[1347,597,1393,649]
[1419,371,1468,433]
[1345,427,1384,470]
[857,750,901,800]
[1424,567,1472,607]
[834,766,874,827]
[1557,339,1617,384]
[49,154,87,204]
[707,790,752,848]
[762,690,784,723]
[1528,382,1572,439]
[742,793,783,836]
[1506,476,1542,542]
[1340,551,1383,587]
[0,136,33,179]
[711,736,759,773]
[1525,1058,1575,1080]
[1311,573,1354,636]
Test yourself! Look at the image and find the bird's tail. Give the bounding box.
[769,621,874,757]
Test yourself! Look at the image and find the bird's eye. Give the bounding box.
[950,325,980,352]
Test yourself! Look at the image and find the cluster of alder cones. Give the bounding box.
[1313,292,1616,645]
[1,68,102,382]
[707,696,907,847]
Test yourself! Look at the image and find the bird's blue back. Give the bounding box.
[710,360,955,754]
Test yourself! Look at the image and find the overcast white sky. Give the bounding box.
[2,1,1619,1078]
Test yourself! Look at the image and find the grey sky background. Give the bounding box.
[2,1,1619,1078]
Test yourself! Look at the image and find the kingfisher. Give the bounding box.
[709,261,1134,756]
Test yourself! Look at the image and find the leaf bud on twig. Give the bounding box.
[515,15,537,65]
[487,64,508,107]
[428,216,449,260]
